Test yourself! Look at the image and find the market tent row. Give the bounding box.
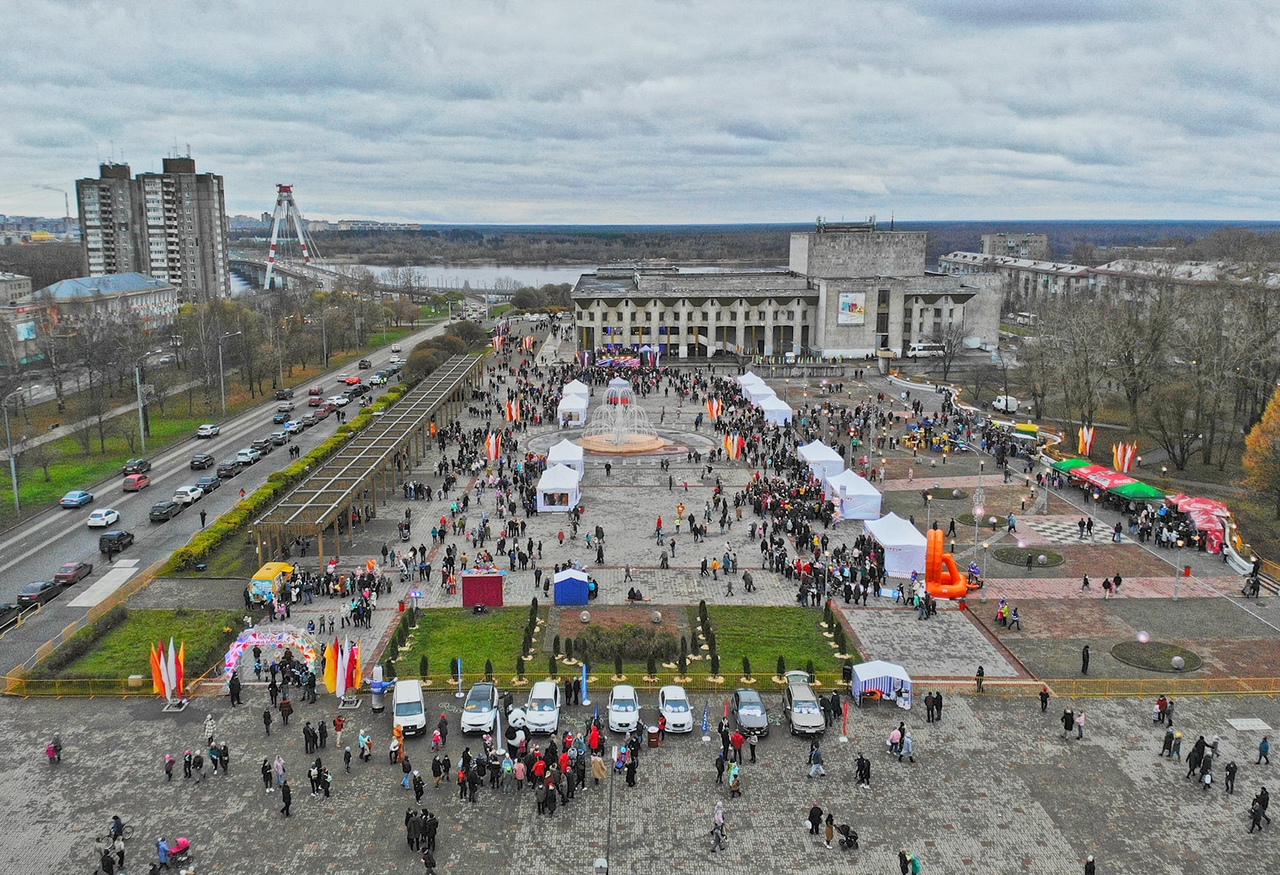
[863,513,926,579]
[799,439,844,480]
[536,464,582,513]
[1069,465,1165,502]
[756,392,794,425]
[253,354,486,569]
[562,379,590,399]
[557,394,588,426]
[1167,493,1232,554]
[547,438,585,475]
[826,469,882,520]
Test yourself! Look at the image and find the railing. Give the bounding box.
[4,661,225,699]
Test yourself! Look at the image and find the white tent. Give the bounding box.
[557,394,589,426]
[536,464,582,513]
[826,469,882,520]
[738,372,767,388]
[850,659,913,709]
[756,393,793,425]
[743,384,777,405]
[798,440,844,480]
[547,438,585,475]
[562,379,590,398]
[862,513,926,579]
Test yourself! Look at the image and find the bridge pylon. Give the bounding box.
[264,184,322,290]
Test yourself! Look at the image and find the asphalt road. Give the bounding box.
[0,320,452,675]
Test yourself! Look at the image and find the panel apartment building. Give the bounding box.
[76,157,231,302]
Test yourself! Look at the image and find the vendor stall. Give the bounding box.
[862,513,927,580]
[547,438,585,475]
[851,659,913,709]
[460,571,505,607]
[799,440,845,480]
[553,568,590,605]
[826,469,882,520]
[557,394,589,426]
[535,464,582,513]
[562,379,590,399]
[756,393,794,425]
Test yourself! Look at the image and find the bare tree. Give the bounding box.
[932,321,968,381]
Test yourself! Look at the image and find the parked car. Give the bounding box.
[370,372,388,385]
[86,508,120,528]
[196,423,220,438]
[658,685,694,733]
[523,681,561,735]
[251,437,274,454]
[149,500,183,522]
[307,386,323,396]
[283,420,303,435]
[307,395,324,407]
[327,395,350,407]
[272,411,290,424]
[190,452,216,470]
[270,431,288,445]
[732,688,770,737]
[216,459,242,479]
[277,401,295,412]
[344,384,368,399]
[393,680,428,737]
[98,529,135,554]
[121,458,151,475]
[358,359,372,369]
[173,486,205,505]
[53,561,94,584]
[235,447,262,466]
[17,581,59,605]
[275,387,295,400]
[301,413,318,427]
[389,354,403,364]
[608,684,642,733]
[60,490,94,508]
[992,395,1020,414]
[782,670,826,736]
[122,474,152,492]
[0,603,23,628]
[195,475,222,493]
[460,682,500,734]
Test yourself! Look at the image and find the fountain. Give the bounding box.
[578,378,665,454]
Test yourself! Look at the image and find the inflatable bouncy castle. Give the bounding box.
[925,529,980,599]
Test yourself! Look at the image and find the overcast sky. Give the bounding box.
[2,0,1278,224]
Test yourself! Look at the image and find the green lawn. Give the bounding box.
[396,605,545,680]
[697,606,855,679]
[56,609,242,679]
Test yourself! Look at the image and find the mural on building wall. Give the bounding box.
[837,291,866,325]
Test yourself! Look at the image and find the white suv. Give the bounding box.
[524,681,561,735]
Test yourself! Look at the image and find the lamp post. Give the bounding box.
[134,357,149,453]
[595,744,619,875]
[972,460,985,558]
[925,492,933,531]
[217,331,243,418]
[3,385,37,514]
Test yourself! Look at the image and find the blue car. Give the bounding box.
[59,490,94,508]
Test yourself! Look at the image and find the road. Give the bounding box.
[0,319,451,675]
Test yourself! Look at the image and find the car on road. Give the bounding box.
[336,373,349,382]
[327,395,350,407]
[313,406,331,421]
[460,682,501,734]
[523,680,561,735]
[216,459,242,479]
[272,410,290,424]
[251,437,274,454]
[276,401,295,412]
[53,561,94,584]
[358,359,372,369]
[345,375,362,385]
[60,490,94,508]
[122,474,152,492]
[149,500,183,522]
[344,384,368,399]
[275,387,295,400]
[301,413,318,428]
[992,395,1020,414]
[782,670,826,736]
[307,395,324,407]
[173,486,204,505]
[17,581,59,605]
[98,529,135,554]
[308,386,323,396]
[270,431,288,445]
[235,447,262,465]
[370,372,388,385]
[195,475,222,493]
[391,343,402,353]
[389,354,403,364]
[658,685,694,733]
[0,603,23,628]
[607,684,642,733]
[86,508,120,528]
[283,420,303,435]
[190,452,215,470]
[121,458,151,475]
[732,688,770,738]
[196,423,220,438]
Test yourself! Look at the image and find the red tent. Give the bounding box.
[1167,493,1231,553]
[460,572,505,608]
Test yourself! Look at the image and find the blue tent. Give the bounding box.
[554,568,590,605]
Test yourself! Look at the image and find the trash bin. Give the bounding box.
[841,662,853,683]
[398,600,406,612]
[1183,566,1192,577]
[647,727,660,748]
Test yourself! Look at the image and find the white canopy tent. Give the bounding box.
[798,440,844,480]
[535,464,582,513]
[862,513,927,579]
[547,439,585,475]
[557,394,589,426]
[737,371,767,388]
[562,379,590,398]
[743,383,777,405]
[850,659,913,709]
[756,393,793,425]
[826,469,882,520]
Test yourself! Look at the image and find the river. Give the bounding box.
[357,264,597,290]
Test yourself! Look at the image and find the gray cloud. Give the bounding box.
[1,0,1278,223]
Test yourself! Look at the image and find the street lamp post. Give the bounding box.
[134,358,149,454]
[218,331,243,418]
[3,386,37,514]
[972,460,985,559]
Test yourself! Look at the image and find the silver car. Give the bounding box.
[783,670,826,736]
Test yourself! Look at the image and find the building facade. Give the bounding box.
[938,252,1094,306]
[573,223,1001,359]
[980,233,1051,261]
[77,157,231,302]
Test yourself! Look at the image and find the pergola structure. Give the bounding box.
[253,354,485,569]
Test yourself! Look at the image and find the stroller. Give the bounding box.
[170,836,192,863]
[835,824,859,850]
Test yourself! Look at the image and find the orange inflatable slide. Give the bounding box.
[925,529,977,599]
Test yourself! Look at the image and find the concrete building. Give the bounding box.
[981,233,1051,261]
[572,222,1001,359]
[938,252,1094,306]
[0,271,33,303]
[77,157,231,302]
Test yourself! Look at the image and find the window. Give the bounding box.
[878,289,890,306]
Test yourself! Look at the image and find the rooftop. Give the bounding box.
[38,273,175,299]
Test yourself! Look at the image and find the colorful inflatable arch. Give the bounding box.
[925,529,976,599]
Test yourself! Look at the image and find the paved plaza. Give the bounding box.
[7,347,1279,873]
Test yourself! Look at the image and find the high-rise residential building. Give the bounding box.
[76,157,231,301]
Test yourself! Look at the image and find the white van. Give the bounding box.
[907,342,945,358]
[992,395,1020,414]
[524,680,561,735]
[392,679,427,736]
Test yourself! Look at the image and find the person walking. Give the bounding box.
[1084,855,1096,875]
[1076,711,1086,739]
[1081,645,1090,675]
[807,803,823,836]
[808,744,827,778]
[975,665,985,693]
[280,779,293,817]
[1039,686,1050,713]
[261,758,272,792]
[1259,736,1271,765]
[710,801,727,853]
[824,812,835,849]
[900,732,916,763]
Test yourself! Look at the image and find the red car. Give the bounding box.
[344,375,362,386]
[53,561,94,584]
[307,386,323,396]
[308,396,323,407]
[313,406,331,420]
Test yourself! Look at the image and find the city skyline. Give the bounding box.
[3,1,1279,224]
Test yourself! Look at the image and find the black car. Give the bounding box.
[344,384,368,398]
[216,459,242,479]
[149,500,182,522]
[190,453,216,470]
[272,411,290,424]
[0,603,23,628]
[732,688,770,738]
[358,359,372,369]
[17,581,58,605]
[251,437,274,454]
[122,458,152,475]
[99,530,136,554]
[195,475,222,493]
[275,387,295,400]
